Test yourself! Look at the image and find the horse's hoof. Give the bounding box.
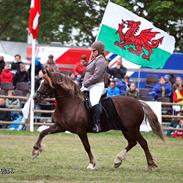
[32,154,38,160]
[114,161,122,168]
[148,164,158,171]
[113,157,123,168]
[87,163,96,170]
[32,150,39,160]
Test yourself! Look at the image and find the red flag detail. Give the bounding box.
[28,0,41,39]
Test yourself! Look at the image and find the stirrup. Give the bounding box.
[92,124,101,133]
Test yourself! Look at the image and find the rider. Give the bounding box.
[81,41,108,132]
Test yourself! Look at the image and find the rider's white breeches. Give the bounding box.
[89,82,105,107]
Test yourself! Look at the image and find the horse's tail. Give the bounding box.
[140,100,165,141]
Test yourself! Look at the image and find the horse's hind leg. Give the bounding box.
[32,123,63,159]
[136,132,158,170]
[114,130,137,168]
[78,133,96,170]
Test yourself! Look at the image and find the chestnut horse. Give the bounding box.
[32,70,164,170]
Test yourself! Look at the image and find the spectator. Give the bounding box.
[172,80,183,110]
[171,115,183,138]
[107,57,127,80]
[35,70,43,90]
[0,63,14,83]
[6,90,21,108]
[11,54,23,72]
[115,79,127,96]
[126,82,139,99]
[5,90,21,121]
[13,63,29,86]
[151,76,172,101]
[164,74,172,86]
[44,54,58,72]
[172,76,182,93]
[0,98,10,128]
[72,55,87,79]
[107,80,120,97]
[28,57,43,80]
[169,74,176,86]
[166,112,181,136]
[124,75,130,89]
[47,54,54,64]
[0,56,5,74]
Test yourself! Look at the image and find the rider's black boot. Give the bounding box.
[92,104,102,133]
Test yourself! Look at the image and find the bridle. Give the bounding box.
[34,76,77,102]
[35,87,72,101]
[36,90,50,99]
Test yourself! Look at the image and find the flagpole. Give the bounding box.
[88,1,110,62]
[30,38,36,132]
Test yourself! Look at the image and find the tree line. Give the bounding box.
[0,0,182,51]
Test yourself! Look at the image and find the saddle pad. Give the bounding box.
[101,97,124,130]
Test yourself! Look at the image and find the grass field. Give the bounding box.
[0,130,182,183]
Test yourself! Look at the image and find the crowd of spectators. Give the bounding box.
[0,53,57,129]
[68,56,183,106]
[0,53,183,137]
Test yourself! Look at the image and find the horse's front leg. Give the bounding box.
[32,123,63,159]
[78,133,96,170]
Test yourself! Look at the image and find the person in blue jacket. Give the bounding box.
[107,80,121,97]
[151,76,172,100]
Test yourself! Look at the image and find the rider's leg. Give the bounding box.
[89,82,104,133]
[92,104,102,132]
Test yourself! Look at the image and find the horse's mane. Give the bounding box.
[50,72,84,101]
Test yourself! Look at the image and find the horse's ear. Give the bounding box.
[42,68,46,75]
[42,68,51,76]
[46,69,51,77]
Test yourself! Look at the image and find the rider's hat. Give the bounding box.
[91,41,105,53]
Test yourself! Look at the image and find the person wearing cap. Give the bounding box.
[81,41,108,132]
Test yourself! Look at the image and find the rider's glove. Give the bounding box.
[80,85,89,92]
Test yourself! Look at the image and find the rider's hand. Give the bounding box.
[80,85,89,92]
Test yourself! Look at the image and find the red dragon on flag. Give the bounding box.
[115,20,164,60]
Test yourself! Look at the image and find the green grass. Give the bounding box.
[0,130,182,183]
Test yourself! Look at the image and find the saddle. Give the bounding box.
[83,91,123,131]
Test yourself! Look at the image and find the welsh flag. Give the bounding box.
[97,2,175,69]
[28,0,41,39]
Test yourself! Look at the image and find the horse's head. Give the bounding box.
[34,69,55,104]
[34,69,84,104]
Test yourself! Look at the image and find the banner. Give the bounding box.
[98,1,175,68]
[140,101,162,132]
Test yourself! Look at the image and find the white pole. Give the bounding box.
[30,38,36,132]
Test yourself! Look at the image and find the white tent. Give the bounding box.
[0,53,14,62]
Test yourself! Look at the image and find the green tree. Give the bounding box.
[0,0,29,42]
[0,0,182,51]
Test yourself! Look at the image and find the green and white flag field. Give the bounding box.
[97,1,175,68]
